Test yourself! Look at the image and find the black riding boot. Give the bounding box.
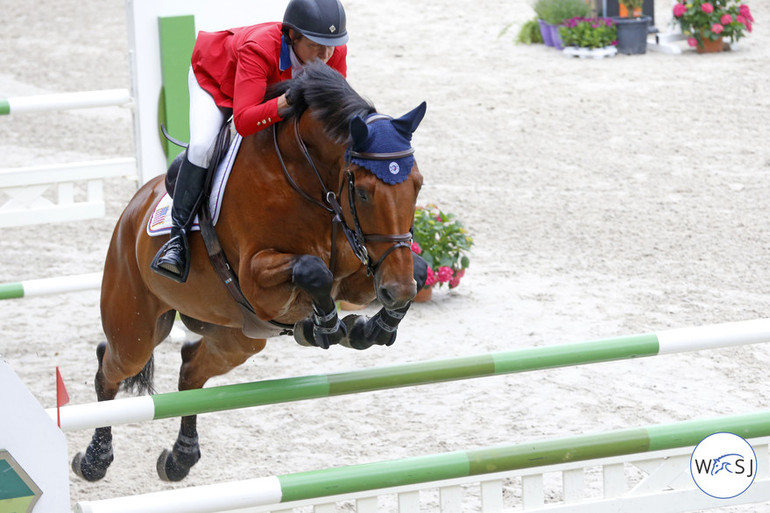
[150,156,208,283]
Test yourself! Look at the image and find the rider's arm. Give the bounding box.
[231,42,283,137]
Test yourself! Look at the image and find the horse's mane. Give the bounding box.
[266,60,376,144]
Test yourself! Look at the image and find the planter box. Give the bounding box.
[538,19,564,49]
[538,19,555,47]
[563,46,618,59]
[549,23,564,50]
[613,15,651,55]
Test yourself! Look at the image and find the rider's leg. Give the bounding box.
[151,68,230,283]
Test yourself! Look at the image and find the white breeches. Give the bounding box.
[186,68,231,168]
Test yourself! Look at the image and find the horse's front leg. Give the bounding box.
[340,252,427,350]
[291,254,346,349]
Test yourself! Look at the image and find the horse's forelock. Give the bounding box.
[273,61,375,144]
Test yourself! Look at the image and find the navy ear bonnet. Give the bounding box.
[347,102,427,185]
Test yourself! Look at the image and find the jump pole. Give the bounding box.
[0,89,132,115]
[73,408,770,513]
[49,318,770,432]
[0,272,101,300]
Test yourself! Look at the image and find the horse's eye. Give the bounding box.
[356,188,370,202]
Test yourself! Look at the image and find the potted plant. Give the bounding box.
[411,204,473,302]
[514,18,545,45]
[672,0,753,53]
[559,16,618,58]
[535,0,591,49]
[499,17,544,45]
[611,0,652,54]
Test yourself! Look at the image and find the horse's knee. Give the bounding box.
[292,255,333,296]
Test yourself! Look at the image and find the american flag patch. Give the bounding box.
[150,205,169,229]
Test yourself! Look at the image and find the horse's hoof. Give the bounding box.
[72,452,108,482]
[157,449,191,482]
[339,315,375,350]
[293,318,345,349]
[293,319,317,347]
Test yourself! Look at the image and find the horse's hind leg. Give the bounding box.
[72,309,175,481]
[157,319,266,481]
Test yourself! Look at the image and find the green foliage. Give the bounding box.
[620,0,645,11]
[413,204,473,288]
[516,18,545,44]
[534,0,591,25]
[558,17,617,48]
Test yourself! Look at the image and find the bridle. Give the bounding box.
[272,115,414,276]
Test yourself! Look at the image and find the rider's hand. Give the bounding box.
[277,92,291,115]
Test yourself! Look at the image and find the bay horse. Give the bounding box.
[73,61,427,482]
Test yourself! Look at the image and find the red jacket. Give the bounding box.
[191,22,347,137]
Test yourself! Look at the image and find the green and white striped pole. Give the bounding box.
[0,273,101,300]
[73,409,770,513]
[49,318,770,432]
[0,89,131,115]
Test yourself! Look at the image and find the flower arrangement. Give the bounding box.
[534,0,590,26]
[411,204,473,290]
[559,17,617,48]
[672,0,754,48]
[619,0,644,17]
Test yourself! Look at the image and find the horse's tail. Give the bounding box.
[120,355,156,395]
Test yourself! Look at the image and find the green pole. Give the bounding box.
[0,282,24,300]
[278,410,770,503]
[151,334,661,420]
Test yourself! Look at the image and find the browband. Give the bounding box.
[348,148,415,160]
[349,113,415,160]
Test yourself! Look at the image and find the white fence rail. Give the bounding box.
[0,89,137,228]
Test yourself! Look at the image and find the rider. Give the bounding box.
[151,0,349,283]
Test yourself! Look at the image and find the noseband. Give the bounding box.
[273,117,413,276]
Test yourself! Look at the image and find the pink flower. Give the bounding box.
[455,268,465,279]
[449,274,461,288]
[711,23,724,34]
[410,242,422,255]
[424,267,436,287]
[687,37,698,47]
[739,4,753,22]
[672,3,687,17]
[720,13,733,25]
[437,266,453,283]
[701,2,714,14]
[435,214,443,222]
[737,14,752,32]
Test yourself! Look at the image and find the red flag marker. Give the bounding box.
[56,366,70,428]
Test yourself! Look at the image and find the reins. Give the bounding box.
[272,117,413,276]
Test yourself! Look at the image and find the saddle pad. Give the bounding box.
[147,133,243,236]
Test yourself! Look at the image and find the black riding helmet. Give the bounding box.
[283,0,348,46]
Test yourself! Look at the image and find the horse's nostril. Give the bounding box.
[378,286,395,307]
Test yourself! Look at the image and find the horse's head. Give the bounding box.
[342,105,426,308]
[272,62,426,309]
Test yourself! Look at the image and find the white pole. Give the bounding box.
[3,89,132,114]
[74,477,283,513]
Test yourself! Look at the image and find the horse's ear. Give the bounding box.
[392,101,427,137]
[350,116,369,150]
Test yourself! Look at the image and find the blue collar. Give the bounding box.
[280,35,291,72]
